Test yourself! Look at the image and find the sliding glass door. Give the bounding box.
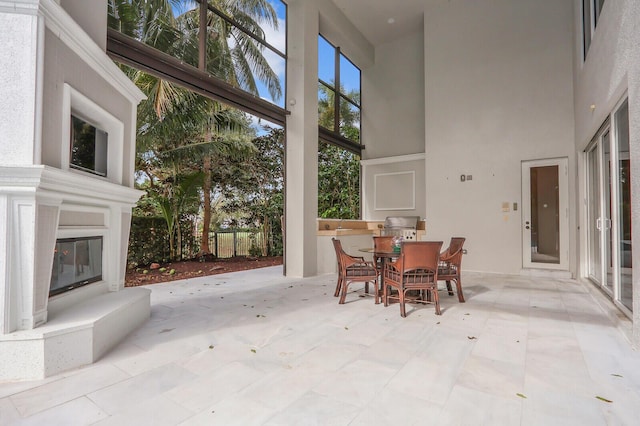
[585,98,632,313]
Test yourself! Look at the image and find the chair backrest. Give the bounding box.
[373,236,394,253]
[401,241,442,272]
[332,238,345,272]
[445,237,466,266]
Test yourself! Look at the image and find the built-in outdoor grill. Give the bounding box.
[382,216,420,241]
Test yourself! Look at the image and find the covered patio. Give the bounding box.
[1,268,638,424]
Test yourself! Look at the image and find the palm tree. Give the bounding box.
[109,0,283,259]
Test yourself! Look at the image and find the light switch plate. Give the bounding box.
[502,202,510,212]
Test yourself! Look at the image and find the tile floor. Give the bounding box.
[1,268,639,425]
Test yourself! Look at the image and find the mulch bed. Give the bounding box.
[125,256,283,287]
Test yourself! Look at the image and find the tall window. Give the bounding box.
[583,0,606,59]
[317,35,361,219]
[318,35,362,152]
[107,0,287,124]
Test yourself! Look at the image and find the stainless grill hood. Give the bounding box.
[382,216,420,240]
[383,216,420,230]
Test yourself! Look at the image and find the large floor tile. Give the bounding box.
[0,269,637,425]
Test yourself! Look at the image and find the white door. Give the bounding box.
[522,158,569,270]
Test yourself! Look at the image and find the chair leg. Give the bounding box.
[339,279,349,304]
[365,282,369,294]
[446,280,454,296]
[374,280,380,304]
[399,289,407,317]
[432,288,441,315]
[455,277,465,303]
[334,276,343,297]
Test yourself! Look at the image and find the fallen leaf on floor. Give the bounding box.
[344,326,349,330]
[251,349,257,353]
[208,345,214,349]
[596,396,613,403]
[516,393,527,399]
[159,328,174,334]
[611,374,623,377]
[467,336,477,340]
[256,314,266,318]
[464,313,470,316]
[436,322,441,325]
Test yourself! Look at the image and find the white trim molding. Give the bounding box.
[361,153,425,167]
[374,171,416,211]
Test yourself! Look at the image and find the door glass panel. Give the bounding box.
[587,147,602,283]
[603,130,614,293]
[615,100,632,310]
[530,166,560,264]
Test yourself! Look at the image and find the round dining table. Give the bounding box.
[359,248,399,304]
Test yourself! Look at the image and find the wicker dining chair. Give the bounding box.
[438,237,466,303]
[383,241,443,317]
[332,238,378,304]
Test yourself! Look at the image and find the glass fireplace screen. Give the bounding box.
[50,236,103,296]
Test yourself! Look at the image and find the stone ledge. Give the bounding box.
[0,287,150,382]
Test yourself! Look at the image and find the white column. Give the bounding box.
[285,0,319,277]
[1,189,60,333]
[0,7,43,166]
[107,207,133,292]
[0,4,49,333]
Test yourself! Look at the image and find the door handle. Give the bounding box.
[596,218,602,231]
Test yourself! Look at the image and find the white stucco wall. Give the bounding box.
[572,0,640,345]
[362,30,425,160]
[60,0,107,50]
[0,12,40,165]
[41,28,137,186]
[423,0,576,274]
[360,31,426,221]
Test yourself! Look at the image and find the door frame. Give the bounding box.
[521,157,570,270]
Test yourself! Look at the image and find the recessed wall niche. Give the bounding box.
[62,83,124,184]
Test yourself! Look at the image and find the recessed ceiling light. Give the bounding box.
[387,17,395,24]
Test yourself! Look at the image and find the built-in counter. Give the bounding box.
[316,219,426,274]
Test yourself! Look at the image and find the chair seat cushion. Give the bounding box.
[345,264,376,277]
[385,269,435,285]
[438,265,458,276]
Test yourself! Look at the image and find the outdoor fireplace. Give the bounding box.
[0,0,150,381]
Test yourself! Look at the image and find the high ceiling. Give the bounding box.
[330,0,437,46]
